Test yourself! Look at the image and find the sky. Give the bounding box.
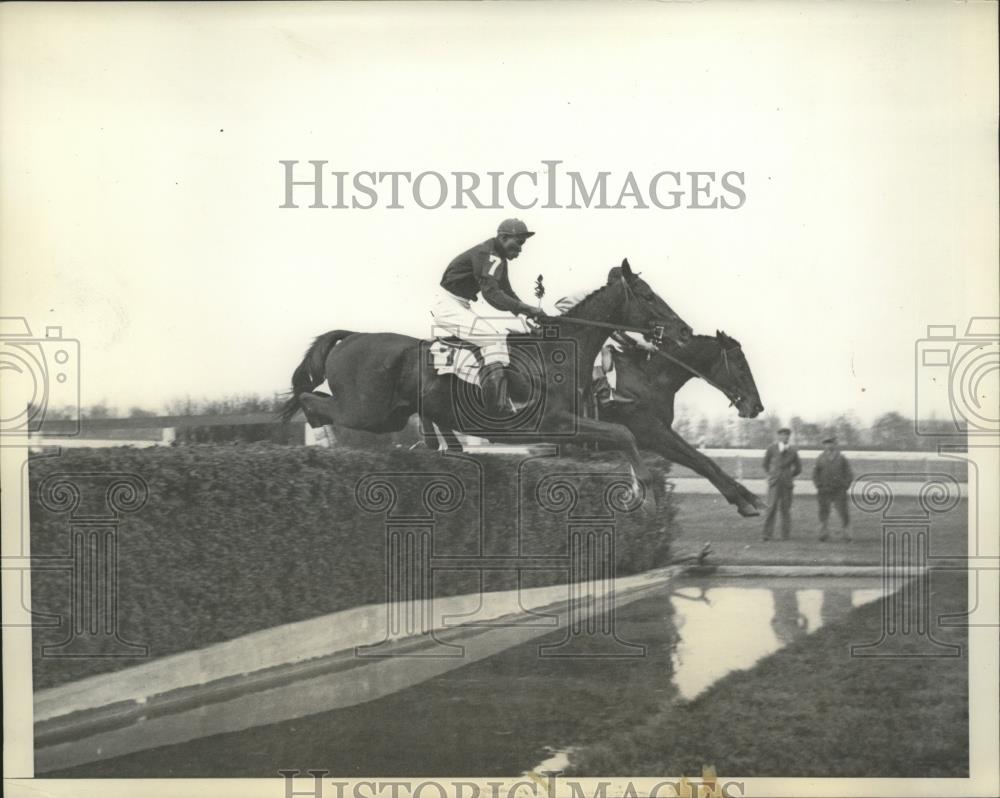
[1,1,997,425]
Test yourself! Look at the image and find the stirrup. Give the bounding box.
[599,391,636,407]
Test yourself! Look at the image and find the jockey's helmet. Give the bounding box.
[497,218,535,239]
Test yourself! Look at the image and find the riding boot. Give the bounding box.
[480,362,514,417]
[603,388,636,407]
[594,375,635,407]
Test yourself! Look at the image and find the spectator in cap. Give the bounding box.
[813,435,854,541]
[433,219,546,416]
[762,427,801,540]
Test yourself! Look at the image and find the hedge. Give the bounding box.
[173,422,304,444]
[29,445,676,689]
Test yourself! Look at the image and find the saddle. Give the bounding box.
[427,329,545,387]
[427,331,622,404]
[427,336,486,385]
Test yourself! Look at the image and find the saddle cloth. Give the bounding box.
[429,336,610,394]
[428,338,485,385]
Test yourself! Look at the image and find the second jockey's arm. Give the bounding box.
[612,330,658,352]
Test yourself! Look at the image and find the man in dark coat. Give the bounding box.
[762,427,801,540]
[813,435,854,541]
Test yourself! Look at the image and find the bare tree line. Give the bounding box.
[673,408,962,451]
[41,395,959,452]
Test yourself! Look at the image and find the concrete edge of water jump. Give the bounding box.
[33,562,909,730]
[34,564,685,726]
[669,478,967,496]
[683,564,899,577]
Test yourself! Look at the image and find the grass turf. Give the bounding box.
[567,568,968,777]
[669,492,968,566]
[37,481,971,777]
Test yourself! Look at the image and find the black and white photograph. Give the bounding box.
[2,3,998,797]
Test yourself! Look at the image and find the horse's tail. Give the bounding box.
[277,330,357,422]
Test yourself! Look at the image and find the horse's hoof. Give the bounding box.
[737,503,761,518]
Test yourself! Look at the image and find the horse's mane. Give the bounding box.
[559,279,619,318]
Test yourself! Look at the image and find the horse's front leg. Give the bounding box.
[552,412,656,506]
[438,425,464,452]
[410,413,441,450]
[418,413,464,453]
[642,422,763,517]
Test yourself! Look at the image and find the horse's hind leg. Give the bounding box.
[298,392,340,428]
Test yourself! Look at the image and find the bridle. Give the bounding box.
[547,275,687,346]
[646,340,747,409]
[546,279,752,409]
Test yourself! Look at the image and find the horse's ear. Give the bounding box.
[620,258,634,279]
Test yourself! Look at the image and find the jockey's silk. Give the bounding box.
[435,236,537,367]
[439,237,532,315]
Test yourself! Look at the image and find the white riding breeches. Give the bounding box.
[431,289,531,366]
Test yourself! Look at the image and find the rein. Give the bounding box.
[549,315,665,338]
[550,276,672,341]
[549,276,739,402]
[647,342,743,406]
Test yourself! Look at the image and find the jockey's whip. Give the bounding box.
[534,275,545,313]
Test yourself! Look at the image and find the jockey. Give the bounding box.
[432,219,547,415]
[555,266,658,408]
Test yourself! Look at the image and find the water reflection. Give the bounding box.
[821,588,855,625]
[46,577,890,778]
[669,579,886,701]
[771,587,810,644]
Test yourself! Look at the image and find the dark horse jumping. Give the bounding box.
[279,261,692,498]
[599,332,767,517]
[424,330,767,517]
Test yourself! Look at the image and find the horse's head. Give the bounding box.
[614,259,693,345]
[710,330,764,418]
